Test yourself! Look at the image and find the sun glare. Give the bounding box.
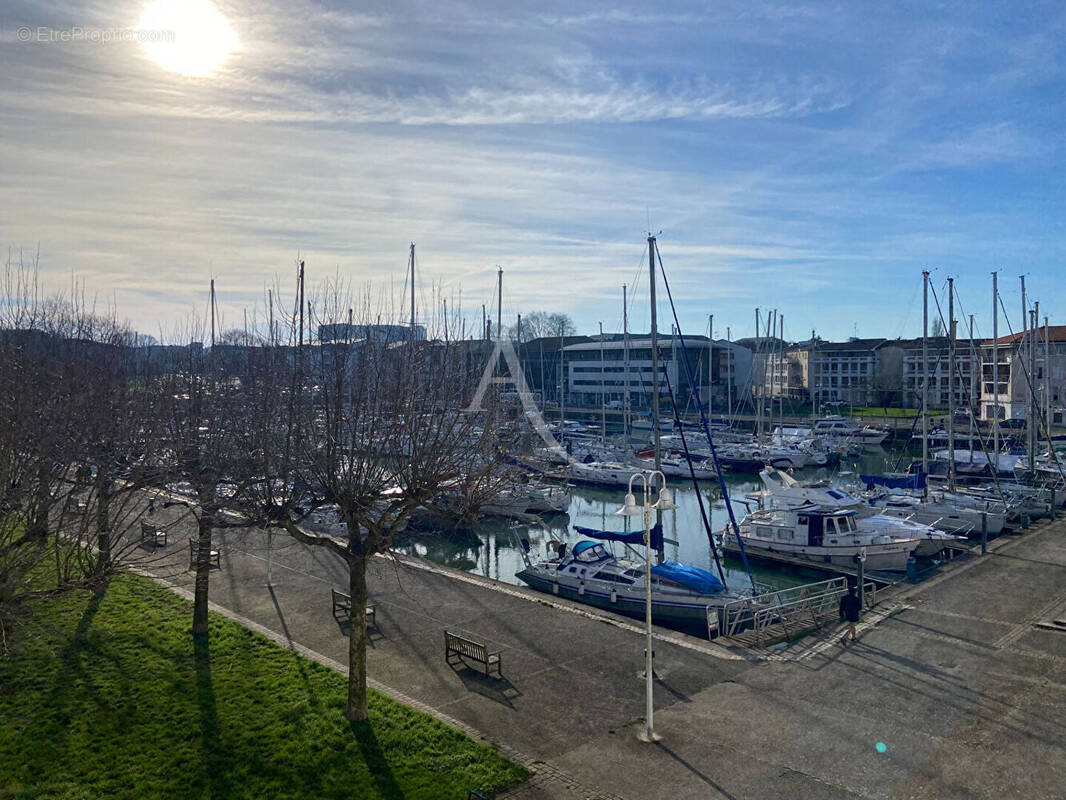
[139,0,238,77]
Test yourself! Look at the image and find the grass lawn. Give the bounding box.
[850,407,945,419]
[0,572,528,800]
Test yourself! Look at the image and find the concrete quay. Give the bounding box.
[132,506,1066,799]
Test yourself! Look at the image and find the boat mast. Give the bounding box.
[754,308,762,438]
[922,271,929,476]
[992,271,999,459]
[708,314,713,420]
[1045,314,1051,440]
[969,314,976,464]
[210,278,217,348]
[496,267,502,342]
[947,277,956,491]
[648,234,663,552]
[558,319,565,428]
[1021,276,1029,469]
[623,284,631,447]
[599,321,606,444]
[407,243,415,332]
[1027,305,1036,469]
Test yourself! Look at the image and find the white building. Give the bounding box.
[979,326,1066,426]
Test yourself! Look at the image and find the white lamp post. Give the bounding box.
[617,470,676,742]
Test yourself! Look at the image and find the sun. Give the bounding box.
[139,0,239,77]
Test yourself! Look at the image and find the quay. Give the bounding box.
[133,502,1066,799]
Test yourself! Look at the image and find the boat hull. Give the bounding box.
[736,538,915,572]
[515,569,719,626]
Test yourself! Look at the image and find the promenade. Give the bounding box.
[134,506,1066,799]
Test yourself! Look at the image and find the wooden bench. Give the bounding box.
[139,520,168,548]
[188,539,221,570]
[330,589,376,629]
[444,630,502,678]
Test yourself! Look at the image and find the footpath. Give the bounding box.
[134,506,1066,799]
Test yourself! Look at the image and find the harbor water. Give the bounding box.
[394,445,913,592]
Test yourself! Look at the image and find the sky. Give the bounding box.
[1,0,1064,343]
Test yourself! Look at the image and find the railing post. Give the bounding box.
[981,512,988,555]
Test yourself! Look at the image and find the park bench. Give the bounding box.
[188,539,221,570]
[330,588,376,629]
[139,520,168,548]
[444,631,502,678]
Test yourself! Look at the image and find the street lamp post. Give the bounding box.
[617,470,676,743]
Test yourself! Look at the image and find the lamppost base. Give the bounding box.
[637,728,662,743]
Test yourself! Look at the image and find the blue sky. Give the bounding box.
[1,0,1063,342]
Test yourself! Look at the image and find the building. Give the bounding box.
[900,337,980,410]
[561,336,753,412]
[979,326,1066,425]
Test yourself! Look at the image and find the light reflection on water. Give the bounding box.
[393,445,910,592]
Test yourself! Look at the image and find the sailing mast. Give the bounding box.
[969,314,976,464]
[496,267,502,342]
[623,284,631,447]
[648,234,663,557]
[992,272,999,460]
[921,271,929,476]
[210,279,217,348]
[947,277,956,490]
[599,321,606,444]
[708,314,714,420]
[409,243,416,334]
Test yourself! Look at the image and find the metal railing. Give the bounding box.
[710,576,879,645]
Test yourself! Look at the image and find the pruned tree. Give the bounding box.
[157,333,258,637]
[506,311,575,341]
[249,286,509,721]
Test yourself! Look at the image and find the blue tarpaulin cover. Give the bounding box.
[573,523,664,551]
[861,472,926,490]
[650,561,724,594]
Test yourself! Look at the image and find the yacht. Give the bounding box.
[755,468,965,557]
[864,491,1006,536]
[515,537,744,627]
[811,416,889,446]
[732,505,920,572]
[567,461,646,487]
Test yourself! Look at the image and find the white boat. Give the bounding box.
[865,491,1005,536]
[567,461,646,487]
[733,505,920,572]
[515,538,742,626]
[482,484,571,516]
[756,468,966,557]
[811,416,889,446]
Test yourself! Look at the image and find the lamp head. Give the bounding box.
[616,492,643,517]
[655,487,677,511]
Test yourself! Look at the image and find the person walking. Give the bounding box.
[839,584,862,645]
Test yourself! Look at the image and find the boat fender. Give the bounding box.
[578,583,585,596]
[610,590,617,603]
[552,581,559,595]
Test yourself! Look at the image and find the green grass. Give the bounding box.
[0,573,528,800]
[849,407,946,418]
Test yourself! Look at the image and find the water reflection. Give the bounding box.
[391,445,908,592]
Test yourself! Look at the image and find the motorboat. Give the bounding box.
[732,504,920,572]
[515,535,744,627]
[755,468,966,557]
[811,416,889,446]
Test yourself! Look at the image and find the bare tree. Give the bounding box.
[249,288,509,721]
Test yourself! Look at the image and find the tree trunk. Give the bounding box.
[192,510,215,637]
[95,479,111,577]
[345,553,369,721]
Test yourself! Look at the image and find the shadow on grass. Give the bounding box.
[40,585,109,761]
[194,634,233,798]
[350,720,404,800]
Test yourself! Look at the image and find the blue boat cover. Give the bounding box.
[650,561,724,594]
[861,472,926,490]
[573,523,664,551]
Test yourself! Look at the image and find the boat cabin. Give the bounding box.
[753,507,861,547]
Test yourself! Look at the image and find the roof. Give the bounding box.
[983,325,1066,345]
[811,338,887,352]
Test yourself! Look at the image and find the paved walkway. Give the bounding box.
[132,503,1066,799]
